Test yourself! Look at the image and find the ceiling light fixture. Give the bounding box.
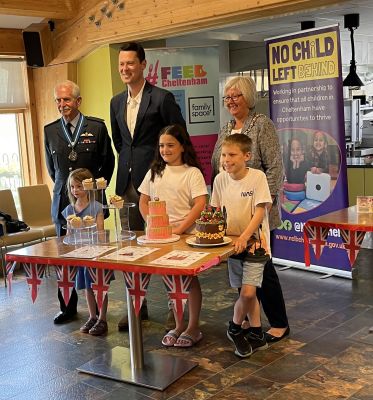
[343,13,364,87]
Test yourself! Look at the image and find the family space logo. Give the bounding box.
[146,60,208,88]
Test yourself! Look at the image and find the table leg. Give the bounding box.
[76,285,197,390]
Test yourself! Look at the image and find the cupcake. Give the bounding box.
[82,178,94,190]
[83,215,95,227]
[109,194,124,209]
[66,215,82,228]
[95,177,107,189]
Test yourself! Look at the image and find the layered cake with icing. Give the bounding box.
[146,199,172,240]
[195,206,225,244]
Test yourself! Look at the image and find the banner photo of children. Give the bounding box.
[280,128,341,214]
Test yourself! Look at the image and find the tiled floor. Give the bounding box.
[1,249,373,400]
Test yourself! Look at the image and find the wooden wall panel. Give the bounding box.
[31,63,77,187]
[0,28,24,55]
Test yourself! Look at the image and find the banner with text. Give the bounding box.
[266,25,350,272]
[144,47,220,184]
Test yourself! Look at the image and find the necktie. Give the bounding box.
[66,122,73,139]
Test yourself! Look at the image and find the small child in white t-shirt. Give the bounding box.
[211,134,272,358]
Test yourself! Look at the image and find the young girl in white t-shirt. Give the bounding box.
[138,124,207,347]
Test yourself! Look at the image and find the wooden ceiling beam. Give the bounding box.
[0,0,75,19]
[50,0,345,64]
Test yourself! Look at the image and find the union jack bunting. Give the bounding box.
[340,229,365,267]
[162,275,193,322]
[23,263,46,303]
[55,265,78,306]
[6,261,17,294]
[304,224,329,260]
[87,267,114,311]
[123,272,151,316]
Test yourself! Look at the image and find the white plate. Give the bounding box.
[137,234,180,244]
[186,236,232,248]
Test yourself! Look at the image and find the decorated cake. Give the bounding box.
[195,206,225,244]
[82,178,94,190]
[146,198,172,240]
[109,194,124,209]
[95,177,107,189]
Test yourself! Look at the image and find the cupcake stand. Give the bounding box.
[63,188,136,245]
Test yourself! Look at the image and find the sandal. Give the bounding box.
[80,317,97,333]
[161,329,181,347]
[89,319,108,336]
[174,331,203,348]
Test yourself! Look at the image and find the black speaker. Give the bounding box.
[23,31,45,67]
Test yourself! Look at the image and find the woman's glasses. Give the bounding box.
[222,94,243,103]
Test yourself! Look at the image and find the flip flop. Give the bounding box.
[161,329,181,347]
[174,331,203,348]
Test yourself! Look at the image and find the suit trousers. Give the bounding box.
[256,231,288,328]
[121,177,145,231]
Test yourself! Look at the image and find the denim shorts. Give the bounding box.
[227,257,264,288]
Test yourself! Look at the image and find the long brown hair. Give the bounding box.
[150,124,203,181]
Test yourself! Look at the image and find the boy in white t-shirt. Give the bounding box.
[211,134,272,358]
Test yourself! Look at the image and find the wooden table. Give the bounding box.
[304,206,373,269]
[5,233,234,391]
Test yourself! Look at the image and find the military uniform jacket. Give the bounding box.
[110,80,186,195]
[44,115,115,225]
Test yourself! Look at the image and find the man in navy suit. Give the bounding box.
[110,42,186,330]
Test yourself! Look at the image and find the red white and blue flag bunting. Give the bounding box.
[162,275,193,322]
[340,229,365,266]
[304,225,329,260]
[55,265,78,306]
[23,263,46,303]
[123,272,151,316]
[87,267,114,311]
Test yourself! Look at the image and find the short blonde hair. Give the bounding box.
[224,76,257,109]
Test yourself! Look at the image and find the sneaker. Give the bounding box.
[245,331,268,353]
[89,319,108,336]
[227,321,253,358]
[80,317,97,333]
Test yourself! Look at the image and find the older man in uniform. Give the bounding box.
[44,80,115,324]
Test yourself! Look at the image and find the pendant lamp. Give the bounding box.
[343,14,364,87]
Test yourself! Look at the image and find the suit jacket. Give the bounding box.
[44,115,115,225]
[110,80,186,195]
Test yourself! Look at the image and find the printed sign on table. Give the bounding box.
[151,250,209,267]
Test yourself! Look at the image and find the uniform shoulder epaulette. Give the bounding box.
[44,118,60,128]
[86,116,105,123]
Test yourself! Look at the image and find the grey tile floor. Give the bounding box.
[1,249,373,399]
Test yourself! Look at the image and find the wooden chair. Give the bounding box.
[17,184,57,240]
[0,189,44,285]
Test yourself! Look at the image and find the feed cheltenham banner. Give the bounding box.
[144,46,220,185]
[265,25,350,274]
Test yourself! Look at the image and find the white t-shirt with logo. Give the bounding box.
[211,168,272,254]
[138,164,208,233]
